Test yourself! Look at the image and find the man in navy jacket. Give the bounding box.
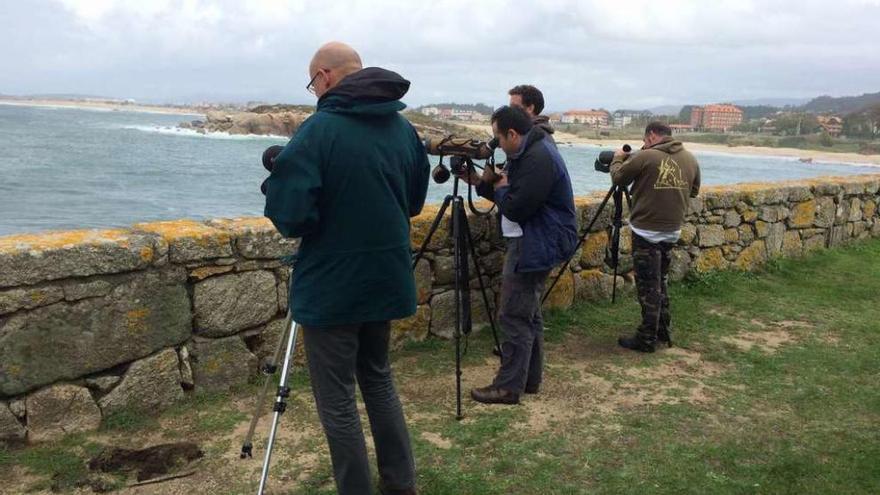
[463,105,577,404]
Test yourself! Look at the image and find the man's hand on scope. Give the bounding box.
[458,165,483,186]
[613,148,629,162]
[480,163,500,185]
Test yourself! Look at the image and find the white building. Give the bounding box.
[561,110,611,126]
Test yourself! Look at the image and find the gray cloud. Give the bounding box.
[2,0,878,110]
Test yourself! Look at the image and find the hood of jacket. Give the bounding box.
[533,114,555,134]
[317,67,410,116]
[508,125,549,160]
[647,136,684,154]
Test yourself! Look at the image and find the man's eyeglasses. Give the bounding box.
[306,69,330,96]
[306,71,322,95]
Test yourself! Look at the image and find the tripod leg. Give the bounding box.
[240,312,292,458]
[412,195,453,269]
[460,210,502,360]
[610,187,625,304]
[542,185,616,306]
[451,197,465,420]
[257,319,299,495]
[611,257,620,304]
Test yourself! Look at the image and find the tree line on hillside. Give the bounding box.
[801,91,880,114]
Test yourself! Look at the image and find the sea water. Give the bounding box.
[1,104,877,236]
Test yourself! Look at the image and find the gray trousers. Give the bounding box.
[302,321,415,495]
[492,238,551,393]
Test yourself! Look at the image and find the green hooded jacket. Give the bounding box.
[264,67,430,327]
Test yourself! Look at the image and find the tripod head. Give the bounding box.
[431,155,482,185]
[430,150,498,216]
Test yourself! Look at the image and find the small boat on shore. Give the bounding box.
[799,157,814,163]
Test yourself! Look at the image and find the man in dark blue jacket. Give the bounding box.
[264,42,428,495]
[463,105,577,404]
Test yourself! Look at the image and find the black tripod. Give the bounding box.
[543,183,632,305]
[411,173,502,420]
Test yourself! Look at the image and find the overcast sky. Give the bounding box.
[2,0,879,111]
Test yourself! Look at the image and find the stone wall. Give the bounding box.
[2,175,879,443]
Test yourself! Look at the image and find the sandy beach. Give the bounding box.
[459,123,880,166]
[0,97,203,116]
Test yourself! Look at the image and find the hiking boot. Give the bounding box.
[471,386,520,405]
[618,335,656,353]
[524,383,540,394]
[657,329,673,348]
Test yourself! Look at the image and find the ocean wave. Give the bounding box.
[0,101,114,112]
[120,124,289,141]
[0,101,203,117]
[808,160,880,169]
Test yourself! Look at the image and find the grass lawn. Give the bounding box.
[2,239,879,494]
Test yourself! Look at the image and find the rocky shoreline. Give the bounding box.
[178,105,473,140]
[179,108,311,137]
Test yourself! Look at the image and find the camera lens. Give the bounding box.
[597,151,616,166]
[262,145,285,172]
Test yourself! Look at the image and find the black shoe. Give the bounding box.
[471,386,520,404]
[618,335,656,353]
[524,384,540,394]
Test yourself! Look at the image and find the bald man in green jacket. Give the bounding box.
[264,42,429,495]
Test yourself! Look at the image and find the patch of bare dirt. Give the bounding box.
[606,348,722,408]
[420,432,452,450]
[722,331,795,353]
[406,409,442,423]
[0,466,44,494]
[397,357,499,407]
[721,319,812,354]
[515,340,727,434]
